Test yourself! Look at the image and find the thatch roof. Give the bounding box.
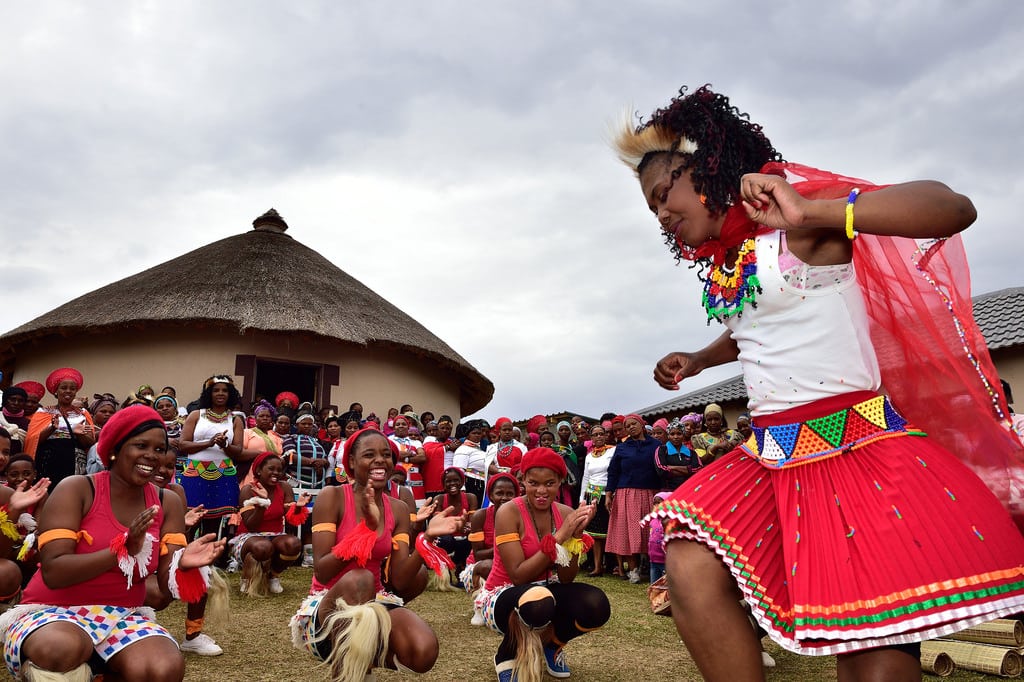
[0,210,494,413]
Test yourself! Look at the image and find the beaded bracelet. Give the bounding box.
[845,188,861,240]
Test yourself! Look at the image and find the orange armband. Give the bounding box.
[312,523,337,534]
[38,528,94,549]
[160,533,188,556]
[467,531,485,542]
[495,532,520,546]
[391,533,410,550]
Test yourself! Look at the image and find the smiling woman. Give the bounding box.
[0,405,224,681]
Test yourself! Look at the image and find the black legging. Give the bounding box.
[493,582,610,661]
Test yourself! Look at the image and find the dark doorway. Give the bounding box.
[254,360,319,407]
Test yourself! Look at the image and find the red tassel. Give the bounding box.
[415,533,455,577]
[176,566,209,603]
[540,534,558,563]
[109,532,128,560]
[581,533,595,552]
[285,504,310,526]
[331,520,377,567]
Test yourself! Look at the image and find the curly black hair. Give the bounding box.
[198,380,242,410]
[636,85,784,261]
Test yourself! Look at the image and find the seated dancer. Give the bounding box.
[463,472,519,625]
[234,452,311,596]
[148,447,221,656]
[431,467,478,582]
[0,405,224,682]
[476,448,611,682]
[290,426,468,681]
[0,451,49,606]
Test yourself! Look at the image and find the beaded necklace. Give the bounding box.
[526,499,555,539]
[205,408,231,423]
[701,237,761,323]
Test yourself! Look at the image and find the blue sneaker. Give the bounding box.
[494,654,517,682]
[544,644,571,678]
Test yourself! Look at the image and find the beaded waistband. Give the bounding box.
[740,395,924,470]
[183,458,237,479]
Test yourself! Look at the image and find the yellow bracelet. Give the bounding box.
[845,188,861,240]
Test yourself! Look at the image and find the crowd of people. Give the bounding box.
[1,368,740,680]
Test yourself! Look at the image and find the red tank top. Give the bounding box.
[238,484,285,534]
[483,505,496,547]
[23,471,163,608]
[311,484,395,594]
[484,496,564,590]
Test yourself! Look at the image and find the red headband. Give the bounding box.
[341,426,399,478]
[494,417,512,429]
[45,367,83,396]
[519,447,567,479]
[250,451,283,476]
[624,413,646,426]
[96,405,163,467]
[442,466,466,485]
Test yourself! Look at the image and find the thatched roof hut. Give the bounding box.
[0,210,493,416]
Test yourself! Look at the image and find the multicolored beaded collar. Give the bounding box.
[701,237,761,323]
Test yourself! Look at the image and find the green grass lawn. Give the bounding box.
[161,567,1002,681]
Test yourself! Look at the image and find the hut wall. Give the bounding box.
[10,328,463,418]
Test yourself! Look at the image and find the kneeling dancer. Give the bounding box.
[476,447,610,682]
[0,405,223,681]
[290,426,466,681]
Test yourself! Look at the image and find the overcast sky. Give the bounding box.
[2,2,1021,421]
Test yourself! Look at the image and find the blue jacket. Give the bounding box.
[607,435,662,492]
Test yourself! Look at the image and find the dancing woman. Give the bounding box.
[290,426,466,680]
[614,84,1024,680]
[475,448,611,682]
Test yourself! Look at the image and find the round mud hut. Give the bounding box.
[0,209,493,417]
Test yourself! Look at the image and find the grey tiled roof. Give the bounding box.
[635,374,747,418]
[635,286,1024,417]
[973,286,1024,350]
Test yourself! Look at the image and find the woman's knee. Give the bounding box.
[0,559,22,598]
[389,609,439,673]
[111,648,184,682]
[273,534,302,557]
[244,538,274,562]
[21,623,94,671]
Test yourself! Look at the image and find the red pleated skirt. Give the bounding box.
[650,391,1024,655]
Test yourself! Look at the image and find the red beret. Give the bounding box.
[45,368,83,396]
[96,404,164,467]
[341,426,399,478]
[14,381,45,400]
[519,447,567,479]
[275,391,300,408]
[487,472,519,497]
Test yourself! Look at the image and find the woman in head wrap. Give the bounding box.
[287,412,329,489]
[0,405,224,680]
[484,417,527,492]
[604,414,661,584]
[13,381,45,420]
[452,420,490,501]
[578,424,615,577]
[84,394,120,475]
[475,448,610,681]
[654,419,702,492]
[0,386,29,455]
[688,403,742,465]
[24,368,96,491]
[651,418,670,444]
[240,400,282,482]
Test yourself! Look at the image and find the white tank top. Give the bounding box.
[725,230,881,416]
[191,409,236,463]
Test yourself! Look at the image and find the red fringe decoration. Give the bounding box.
[176,566,209,603]
[581,533,595,552]
[285,504,310,527]
[415,533,455,577]
[331,520,377,567]
[540,534,558,563]
[109,532,129,560]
